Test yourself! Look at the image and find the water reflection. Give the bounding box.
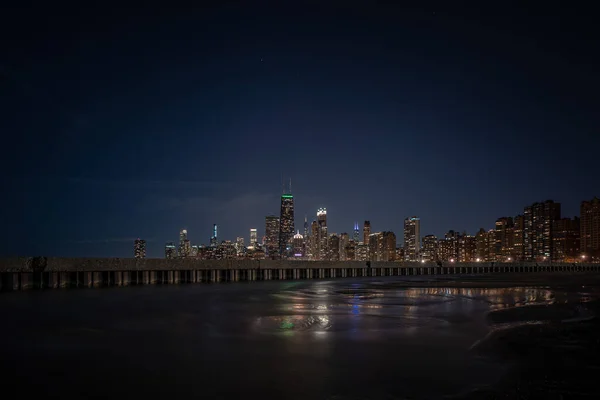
[257,281,596,337]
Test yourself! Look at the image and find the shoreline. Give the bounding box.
[456,299,600,398]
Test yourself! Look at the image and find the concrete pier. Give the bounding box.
[0,257,598,291]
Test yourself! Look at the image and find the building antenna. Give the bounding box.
[280,171,284,194]
[289,178,292,194]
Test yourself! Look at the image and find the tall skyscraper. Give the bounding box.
[279,194,295,256]
[524,200,561,261]
[249,228,258,247]
[178,229,190,258]
[581,197,600,259]
[328,233,340,261]
[317,208,328,260]
[513,215,525,261]
[293,231,304,257]
[403,217,421,261]
[363,221,371,245]
[339,232,349,260]
[210,224,218,247]
[495,217,514,261]
[265,215,279,257]
[353,222,360,242]
[164,242,176,259]
[134,238,146,258]
[310,220,318,259]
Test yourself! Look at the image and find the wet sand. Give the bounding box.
[1,272,599,399]
[458,274,600,399]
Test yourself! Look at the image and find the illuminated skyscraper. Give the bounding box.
[249,228,258,247]
[164,242,176,259]
[134,238,146,258]
[317,208,328,260]
[369,232,396,261]
[581,197,600,259]
[279,194,295,256]
[210,224,218,247]
[513,215,525,261]
[293,231,304,257]
[363,221,371,245]
[303,215,309,243]
[353,222,360,242]
[265,215,279,256]
[310,220,318,259]
[524,200,561,261]
[553,217,580,262]
[403,217,421,261]
[328,234,340,261]
[339,232,349,260]
[178,229,190,258]
[422,235,438,261]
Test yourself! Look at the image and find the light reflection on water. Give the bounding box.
[255,281,587,338]
[0,277,597,400]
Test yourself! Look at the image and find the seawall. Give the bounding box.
[0,257,597,291]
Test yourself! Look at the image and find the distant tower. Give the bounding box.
[317,208,328,260]
[210,224,218,247]
[250,228,258,247]
[164,242,176,259]
[353,222,360,242]
[403,217,421,261]
[363,221,371,245]
[279,182,295,257]
[134,238,146,259]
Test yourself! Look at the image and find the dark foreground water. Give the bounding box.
[1,274,598,399]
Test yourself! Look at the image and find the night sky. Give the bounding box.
[2,3,598,257]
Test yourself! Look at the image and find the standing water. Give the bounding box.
[0,276,594,399]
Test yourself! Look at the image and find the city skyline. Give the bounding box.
[137,194,598,262]
[2,4,597,258]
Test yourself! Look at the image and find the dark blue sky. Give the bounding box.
[2,3,598,257]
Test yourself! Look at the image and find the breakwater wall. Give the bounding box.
[0,257,598,291]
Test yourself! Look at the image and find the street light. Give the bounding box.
[507,257,512,262]
[476,258,481,262]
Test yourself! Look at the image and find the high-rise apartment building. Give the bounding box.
[317,208,328,260]
[369,232,396,261]
[403,217,421,261]
[458,235,476,262]
[495,217,514,261]
[422,235,438,261]
[513,215,525,261]
[475,228,488,261]
[134,238,146,258]
[524,200,561,261]
[279,194,295,257]
[581,197,600,258]
[553,217,580,262]
[165,242,176,259]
